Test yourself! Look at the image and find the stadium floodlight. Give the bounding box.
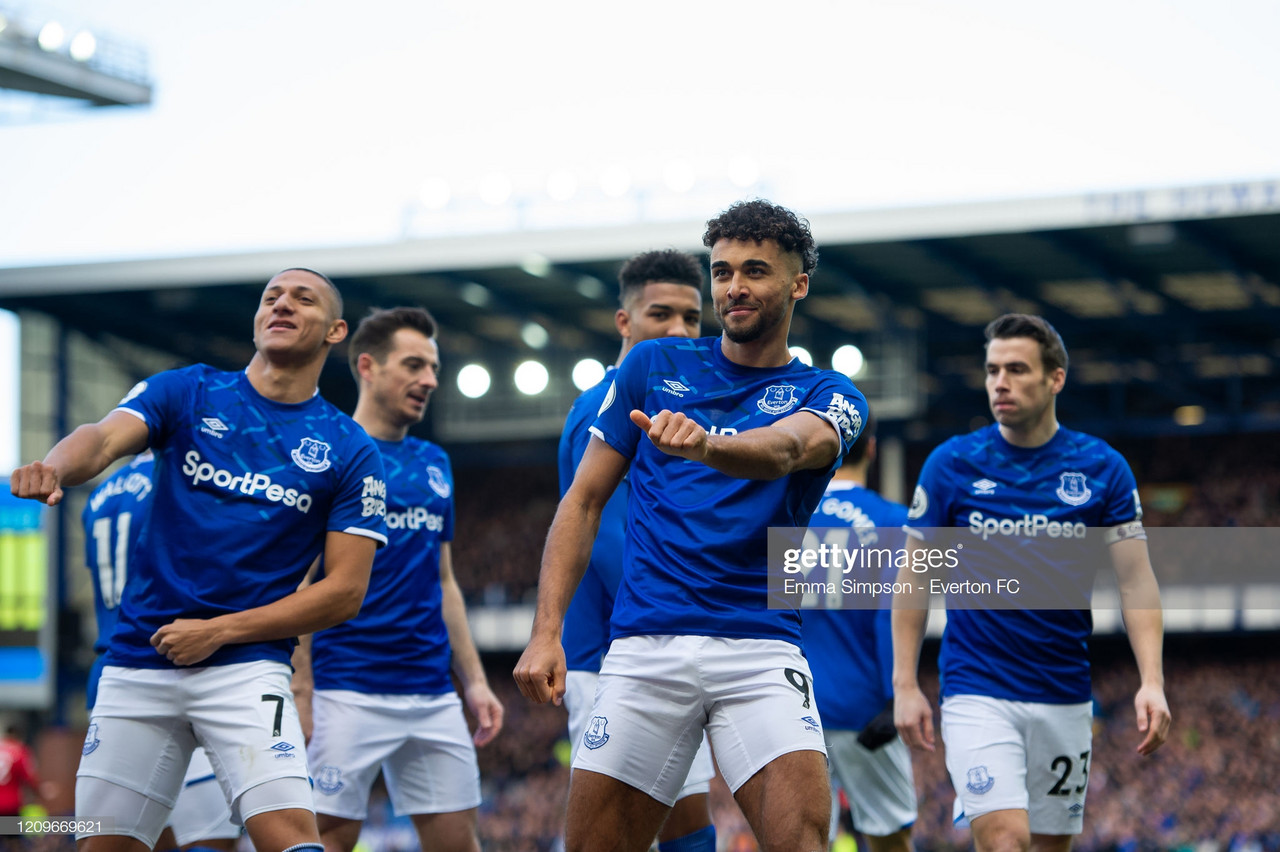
[832,344,865,377]
[789,346,813,366]
[514,360,549,395]
[37,21,65,51]
[459,282,490,308]
[69,30,96,61]
[520,253,551,278]
[572,358,605,391]
[575,275,605,300]
[456,364,491,399]
[521,322,549,350]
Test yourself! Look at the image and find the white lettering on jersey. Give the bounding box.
[88,471,152,512]
[360,475,387,519]
[182,449,313,514]
[818,496,878,546]
[825,392,863,446]
[384,507,444,531]
[967,510,1086,541]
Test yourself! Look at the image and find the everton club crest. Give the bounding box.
[1055,472,1092,506]
[757,384,799,415]
[291,437,333,473]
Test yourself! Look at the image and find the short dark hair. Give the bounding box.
[984,314,1069,374]
[702,199,818,275]
[618,249,704,307]
[847,411,877,466]
[348,306,438,380]
[278,267,344,320]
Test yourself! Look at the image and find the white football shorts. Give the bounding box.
[571,635,826,806]
[565,667,713,799]
[79,662,311,826]
[825,729,917,838]
[941,694,1093,835]
[307,689,481,819]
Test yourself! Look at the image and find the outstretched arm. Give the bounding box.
[11,410,149,506]
[151,530,376,666]
[630,408,841,480]
[1111,537,1171,755]
[440,542,505,746]
[513,437,628,705]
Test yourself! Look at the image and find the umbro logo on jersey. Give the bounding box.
[972,478,998,495]
[200,417,230,438]
[661,379,690,397]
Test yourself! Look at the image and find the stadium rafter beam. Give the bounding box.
[0,37,150,106]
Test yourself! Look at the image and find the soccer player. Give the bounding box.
[295,306,503,852]
[557,249,716,852]
[892,314,1171,852]
[799,416,917,852]
[515,200,868,852]
[10,268,388,852]
[83,452,240,852]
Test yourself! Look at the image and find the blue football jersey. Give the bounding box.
[800,482,907,730]
[82,452,156,708]
[105,365,388,670]
[312,437,455,694]
[592,337,867,646]
[558,367,628,672]
[906,424,1143,703]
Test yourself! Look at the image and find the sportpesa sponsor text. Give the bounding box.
[181,449,388,519]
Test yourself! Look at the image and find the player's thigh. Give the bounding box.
[733,749,830,851]
[825,729,917,838]
[185,662,311,823]
[941,695,1031,823]
[307,691,405,821]
[1024,701,1092,836]
[383,693,482,817]
[702,637,827,794]
[168,748,239,847]
[79,667,196,809]
[571,635,708,807]
[563,669,600,768]
[409,809,479,852]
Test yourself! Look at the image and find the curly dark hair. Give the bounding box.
[617,249,704,307]
[702,199,818,275]
[984,313,1069,374]
[347,306,438,380]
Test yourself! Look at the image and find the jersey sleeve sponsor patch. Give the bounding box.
[907,484,929,521]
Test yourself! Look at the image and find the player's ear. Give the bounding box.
[615,308,632,341]
[1050,367,1066,394]
[326,318,348,346]
[791,272,809,302]
[355,351,378,382]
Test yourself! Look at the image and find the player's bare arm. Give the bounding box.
[151,530,376,666]
[891,536,935,752]
[10,409,148,506]
[287,555,323,741]
[513,437,628,705]
[629,408,841,480]
[440,542,506,746]
[1110,536,1172,755]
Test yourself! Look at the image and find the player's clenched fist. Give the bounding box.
[10,461,64,506]
[630,409,709,462]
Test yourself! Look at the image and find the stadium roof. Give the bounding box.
[1,178,1278,445]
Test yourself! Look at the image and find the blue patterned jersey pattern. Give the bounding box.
[312,436,456,694]
[558,367,628,672]
[591,336,867,646]
[106,365,388,669]
[800,482,907,730]
[906,424,1143,703]
[82,452,156,707]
